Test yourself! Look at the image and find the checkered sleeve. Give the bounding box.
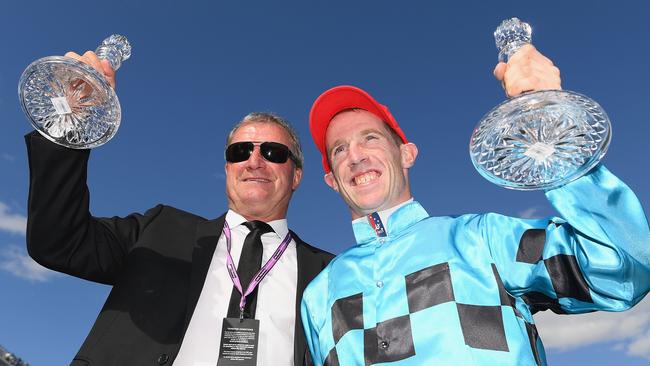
[482,164,650,315]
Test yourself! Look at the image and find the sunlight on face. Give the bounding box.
[324,110,416,219]
[225,122,302,221]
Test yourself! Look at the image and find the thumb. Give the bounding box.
[493,62,507,81]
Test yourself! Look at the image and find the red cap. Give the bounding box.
[309,85,408,173]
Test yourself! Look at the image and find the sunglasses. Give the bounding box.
[225,141,297,165]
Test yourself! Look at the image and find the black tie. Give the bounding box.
[226,220,274,319]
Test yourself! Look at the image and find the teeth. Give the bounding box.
[354,171,379,185]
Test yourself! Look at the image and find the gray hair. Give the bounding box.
[226,112,304,169]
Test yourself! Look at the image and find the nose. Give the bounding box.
[347,141,368,167]
[244,146,265,169]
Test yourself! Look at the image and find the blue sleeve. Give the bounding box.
[301,271,328,366]
[482,164,650,314]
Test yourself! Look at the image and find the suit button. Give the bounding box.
[380,340,389,350]
[157,353,170,365]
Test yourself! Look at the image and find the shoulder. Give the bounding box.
[418,213,487,231]
[153,205,211,220]
[392,213,485,238]
[128,204,224,232]
[125,204,207,222]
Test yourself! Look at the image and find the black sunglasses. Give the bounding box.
[225,141,297,165]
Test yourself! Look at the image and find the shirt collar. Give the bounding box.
[225,209,289,241]
[351,199,429,244]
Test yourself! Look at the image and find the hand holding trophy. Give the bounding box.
[470,18,611,190]
[18,35,131,149]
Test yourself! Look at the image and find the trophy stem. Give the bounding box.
[494,18,532,63]
[95,34,131,71]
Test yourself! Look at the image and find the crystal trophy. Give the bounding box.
[469,18,611,190]
[18,35,131,149]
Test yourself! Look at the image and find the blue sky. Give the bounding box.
[1,1,649,365]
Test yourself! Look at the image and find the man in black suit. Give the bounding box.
[25,51,333,366]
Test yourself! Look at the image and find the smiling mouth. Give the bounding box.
[352,171,380,186]
[243,177,271,183]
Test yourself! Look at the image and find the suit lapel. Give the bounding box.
[293,231,324,366]
[181,219,324,365]
[183,214,226,331]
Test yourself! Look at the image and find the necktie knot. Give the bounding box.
[243,220,274,235]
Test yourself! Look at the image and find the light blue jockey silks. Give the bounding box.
[301,165,650,366]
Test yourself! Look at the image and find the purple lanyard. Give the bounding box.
[223,221,292,319]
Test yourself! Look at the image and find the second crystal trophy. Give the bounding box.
[18,35,132,149]
[469,18,611,190]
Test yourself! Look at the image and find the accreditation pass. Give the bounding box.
[217,318,260,366]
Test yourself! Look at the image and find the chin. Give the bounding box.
[354,202,386,215]
[241,194,273,205]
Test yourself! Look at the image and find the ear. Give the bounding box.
[324,172,339,192]
[400,142,418,169]
[292,168,303,191]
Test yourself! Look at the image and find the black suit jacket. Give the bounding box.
[25,132,333,366]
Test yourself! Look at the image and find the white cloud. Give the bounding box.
[535,296,650,359]
[1,153,15,162]
[0,244,57,282]
[0,202,27,235]
[626,329,650,359]
[518,206,545,219]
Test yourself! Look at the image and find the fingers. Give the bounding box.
[64,51,82,60]
[82,50,104,75]
[493,62,507,81]
[506,65,560,97]
[496,44,562,98]
[100,59,116,89]
[63,50,116,89]
[493,62,507,90]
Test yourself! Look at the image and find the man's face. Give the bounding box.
[324,110,417,219]
[225,122,302,221]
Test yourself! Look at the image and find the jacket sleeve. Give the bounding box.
[481,164,650,314]
[25,131,163,285]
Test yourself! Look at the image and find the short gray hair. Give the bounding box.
[225,112,303,169]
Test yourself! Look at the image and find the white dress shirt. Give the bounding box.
[174,210,298,366]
